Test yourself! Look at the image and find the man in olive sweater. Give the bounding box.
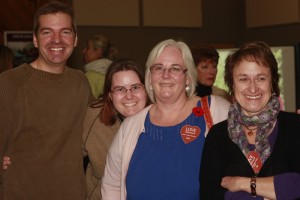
[0,1,94,199]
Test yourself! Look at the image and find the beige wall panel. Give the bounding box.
[246,0,300,28]
[73,0,139,26]
[143,0,202,27]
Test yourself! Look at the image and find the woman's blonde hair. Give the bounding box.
[145,39,197,103]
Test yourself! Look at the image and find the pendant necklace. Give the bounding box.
[244,126,257,136]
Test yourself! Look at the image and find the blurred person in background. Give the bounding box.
[83,34,118,98]
[191,45,231,102]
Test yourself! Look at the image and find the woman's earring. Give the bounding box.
[185,86,190,92]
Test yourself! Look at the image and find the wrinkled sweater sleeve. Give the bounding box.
[0,68,25,191]
[274,173,300,200]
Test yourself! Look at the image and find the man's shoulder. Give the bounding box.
[0,64,30,85]
[65,66,85,76]
[65,67,90,82]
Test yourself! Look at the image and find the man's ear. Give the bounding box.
[74,33,78,47]
[33,33,38,48]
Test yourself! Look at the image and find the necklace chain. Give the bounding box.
[244,126,257,136]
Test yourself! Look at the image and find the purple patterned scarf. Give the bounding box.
[228,95,280,163]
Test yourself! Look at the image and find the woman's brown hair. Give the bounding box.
[224,41,280,96]
[91,58,148,126]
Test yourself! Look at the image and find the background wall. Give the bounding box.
[70,0,300,68]
[1,0,300,109]
[69,0,244,68]
[2,0,299,69]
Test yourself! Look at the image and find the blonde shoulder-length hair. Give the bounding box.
[145,39,197,103]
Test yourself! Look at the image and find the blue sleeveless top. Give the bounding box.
[126,100,207,200]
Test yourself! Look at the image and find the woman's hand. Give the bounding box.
[221,176,248,192]
[222,176,276,200]
[3,156,11,170]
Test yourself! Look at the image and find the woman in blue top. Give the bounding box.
[101,39,230,200]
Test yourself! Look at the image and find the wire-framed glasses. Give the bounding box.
[111,83,144,95]
[150,64,187,76]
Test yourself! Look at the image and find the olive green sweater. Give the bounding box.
[0,64,94,200]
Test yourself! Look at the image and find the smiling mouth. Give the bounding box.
[246,95,262,100]
[50,47,64,52]
[123,102,137,107]
[160,83,174,87]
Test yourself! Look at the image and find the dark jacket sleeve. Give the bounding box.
[200,122,227,200]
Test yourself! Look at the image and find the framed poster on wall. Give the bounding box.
[4,31,38,67]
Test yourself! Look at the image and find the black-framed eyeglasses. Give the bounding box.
[150,64,187,76]
[111,83,144,95]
